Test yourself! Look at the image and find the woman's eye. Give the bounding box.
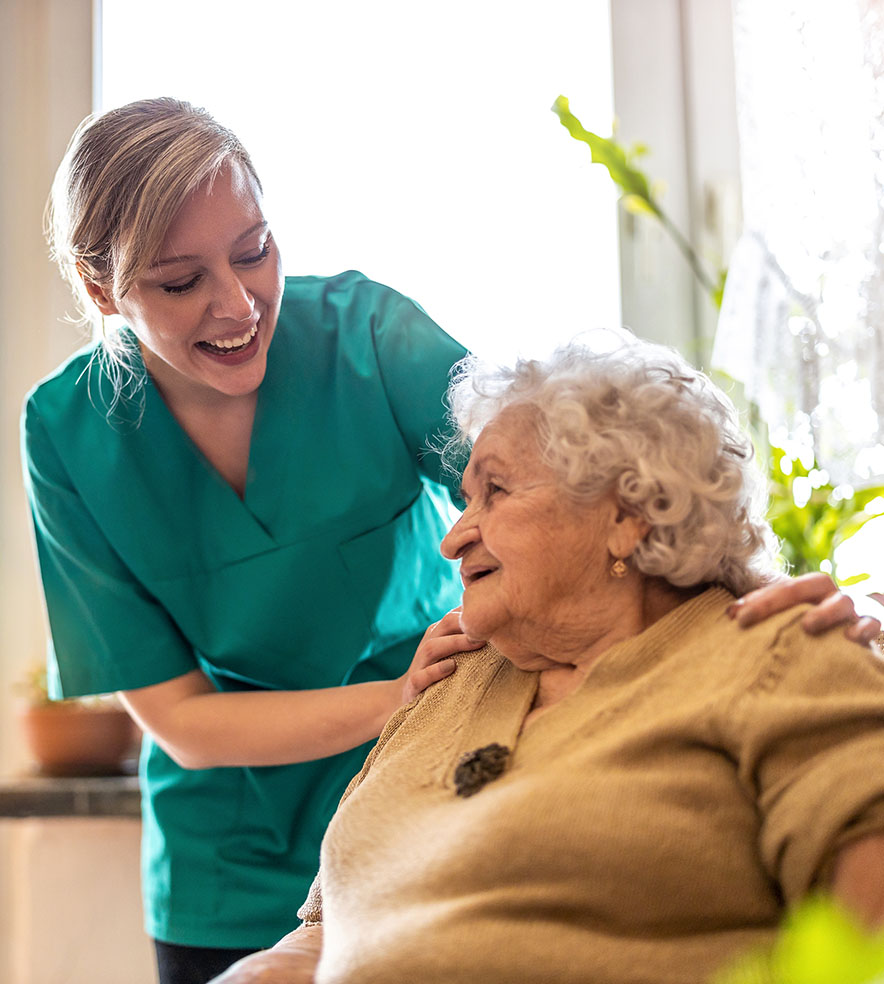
[487,482,506,497]
[239,236,273,266]
[162,275,201,295]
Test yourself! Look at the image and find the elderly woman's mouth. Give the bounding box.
[462,567,496,587]
[196,323,258,355]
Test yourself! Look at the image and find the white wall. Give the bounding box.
[0,0,95,776]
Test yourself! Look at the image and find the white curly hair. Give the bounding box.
[444,335,780,596]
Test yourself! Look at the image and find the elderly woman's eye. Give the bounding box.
[487,482,506,496]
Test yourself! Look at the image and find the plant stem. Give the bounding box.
[656,207,718,298]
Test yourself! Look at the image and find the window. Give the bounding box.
[99,0,619,362]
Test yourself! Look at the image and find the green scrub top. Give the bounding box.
[22,271,467,947]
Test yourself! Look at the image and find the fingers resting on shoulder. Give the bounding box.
[400,607,486,704]
[728,571,883,644]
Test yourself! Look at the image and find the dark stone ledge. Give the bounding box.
[0,774,141,818]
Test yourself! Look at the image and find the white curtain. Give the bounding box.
[713,0,884,485]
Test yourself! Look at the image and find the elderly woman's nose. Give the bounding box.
[211,272,254,322]
[440,512,479,559]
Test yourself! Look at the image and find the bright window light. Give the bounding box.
[99,0,619,362]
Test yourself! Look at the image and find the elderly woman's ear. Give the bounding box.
[607,505,651,563]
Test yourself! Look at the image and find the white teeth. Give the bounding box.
[204,324,257,350]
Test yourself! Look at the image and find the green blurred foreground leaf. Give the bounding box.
[712,896,884,984]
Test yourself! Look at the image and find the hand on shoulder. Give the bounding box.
[728,572,882,645]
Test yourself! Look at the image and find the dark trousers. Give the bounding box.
[153,940,260,984]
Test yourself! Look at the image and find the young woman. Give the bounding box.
[23,97,879,984]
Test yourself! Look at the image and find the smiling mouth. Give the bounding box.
[196,323,258,355]
[464,568,495,587]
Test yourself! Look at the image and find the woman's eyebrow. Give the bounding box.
[150,221,268,270]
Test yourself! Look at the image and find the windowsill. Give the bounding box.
[0,773,141,818]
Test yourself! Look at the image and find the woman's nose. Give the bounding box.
[210,273,254,322]
[440,509,480,560]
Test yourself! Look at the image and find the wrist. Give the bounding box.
[378,677,404,727]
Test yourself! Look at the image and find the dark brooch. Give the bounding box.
[453,743,511,797]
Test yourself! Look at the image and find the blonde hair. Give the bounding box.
[46,98,261,415]
[47,96,261,328]
[445,337,780,595]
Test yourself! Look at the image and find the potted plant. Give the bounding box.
[15,665,140,777]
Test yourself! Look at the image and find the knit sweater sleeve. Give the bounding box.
[296,694,423,925]
[725,614,884,902]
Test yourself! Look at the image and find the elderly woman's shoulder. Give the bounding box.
[703,589,884,699]
[421,643,515,704]
[654,586,881,692]
[437,643,509,689]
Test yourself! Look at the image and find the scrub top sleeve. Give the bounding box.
[370,289,468,501]
[22,400,197,699]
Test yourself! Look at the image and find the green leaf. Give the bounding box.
[621,193,659,216]
[551,95,659,210]
[838,573,871,587]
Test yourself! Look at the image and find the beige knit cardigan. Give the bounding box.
[299,587,884,984]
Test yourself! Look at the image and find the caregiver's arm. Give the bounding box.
[730,572,881,644]
[830,833,884,928]
[209,924,323,984]
[119,609,476,769]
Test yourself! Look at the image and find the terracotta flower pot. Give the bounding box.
[19,702,140,777]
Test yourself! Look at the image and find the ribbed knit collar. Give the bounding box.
[579,585,735,685]
[444,586,736,776]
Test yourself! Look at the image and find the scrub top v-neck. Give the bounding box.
[22,271,467,947]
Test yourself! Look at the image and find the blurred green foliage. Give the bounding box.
[768,445,884,584]
[712,896,884,984]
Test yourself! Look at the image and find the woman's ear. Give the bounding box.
[77,265,120,317]
[608,507,651,559]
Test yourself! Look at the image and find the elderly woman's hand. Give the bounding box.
[728,572,882,644]
[208,925,323,984]
[398,607,485,704]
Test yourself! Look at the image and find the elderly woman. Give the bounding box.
[219,336,884,984]
[212,334,884,984]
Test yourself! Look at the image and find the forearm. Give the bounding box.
[830,833,884,928]
[120,673,400,769]
[209,925,323,984]
[120,609,467,769]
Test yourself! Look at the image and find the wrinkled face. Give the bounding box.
[440,408,620,654]
[101,161,284,407]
